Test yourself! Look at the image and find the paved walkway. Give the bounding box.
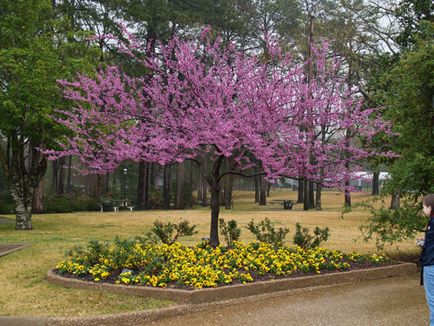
[151,273,429,326]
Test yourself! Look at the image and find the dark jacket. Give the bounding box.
[420,217,434,267]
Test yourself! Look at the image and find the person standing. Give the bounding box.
[420,194,434,325]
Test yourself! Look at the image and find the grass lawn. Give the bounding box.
[0,190,421,317]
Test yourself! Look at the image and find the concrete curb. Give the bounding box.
[46,262,416,305]
[1,263,417,326]
[0,244,30,258]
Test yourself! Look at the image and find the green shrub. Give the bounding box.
[44,195,100,213]
[219,218,241,245]
[148,219,198,244]
[293,223,330,249]
[0,192,14,214]
[245,218,289,248]
[148,187,163,209]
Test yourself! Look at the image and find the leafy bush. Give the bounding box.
[343,197,426,250]
[148,219,198,244]
[148,187,163,209]
[0,192,14,214]
[44,195,100,213]
[293,223,330,249]
[219,218,241,245]
[246,218,289,247]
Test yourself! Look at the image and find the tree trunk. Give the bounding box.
[254,174,260,203]
[11,174,35,230]
[175,162,185,209]
[66,156,72,194]
[344,187,351,208]
[267,183,271,197]
[32,178,44,214]
[137,161,149,210]
[259,175,267,206]
[390,190,401,209]
[51,160,58,194]
[198,179,203,205]
[303,179,310,210]
[150,163,155,187]
[315,183,322,210]
[309,181,315,208]
[57,157,65,195]
[163,165,171,210]
[104,173,110,195]
[224,174,233,209]
[372,171,380,195]
[201,178,208,206]
[297,179,304,203]
[209,183,220,247]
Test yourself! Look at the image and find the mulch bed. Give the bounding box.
[54,260,400,290]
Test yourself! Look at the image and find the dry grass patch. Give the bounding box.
[0,190,420,317]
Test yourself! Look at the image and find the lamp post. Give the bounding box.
[123,168,128,200]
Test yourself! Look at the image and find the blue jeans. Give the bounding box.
[424,265,434,325]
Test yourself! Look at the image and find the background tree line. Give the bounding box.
[0,0,432,241]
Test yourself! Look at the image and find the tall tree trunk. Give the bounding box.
[66,156,72,194]
[11,181,33,230]
[259,175,267,206]
[57,157,65,195]
[344,187,351,207]
[95,174,103,199]
[303,179,310,210]
[201,177,208,206]
[32,178,44,214]
[104,173,110,195]
[163,165,171,210]
[315,183,322,210]
[309,181,315,208]
[267,183,271,197]
[51,160,58,194]
[150,163,155,187]
[254,174,260,203]
[209,182,220,247]
[198,179,203,205]
[175,162,185,209]
[372,171,380,195]
[224,174,233,209]
[10,137,46,230]
[297,179,304,203]
[137,161,149,210]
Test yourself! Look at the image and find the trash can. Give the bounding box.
[283,200,293,210]
[102,201,114,212]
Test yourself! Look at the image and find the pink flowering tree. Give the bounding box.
[47,30,394,246]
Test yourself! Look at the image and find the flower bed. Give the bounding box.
[54,239,391,289]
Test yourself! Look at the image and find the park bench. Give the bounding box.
[100,200,134,212]
[269,199,294,210]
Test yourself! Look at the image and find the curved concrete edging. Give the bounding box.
[2,263,417,326]
[0,243,30,258]
[46,262,416,305]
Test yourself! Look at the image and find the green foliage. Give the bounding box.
[148,219,198,245]
[342,196,426,250]
[219,218,241,245]
[0,192,14,214]
[360,202,426,250]
[44,195,100,213]
[293,223,330,249]
[245,218,289,248]
[383,21,434,197]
